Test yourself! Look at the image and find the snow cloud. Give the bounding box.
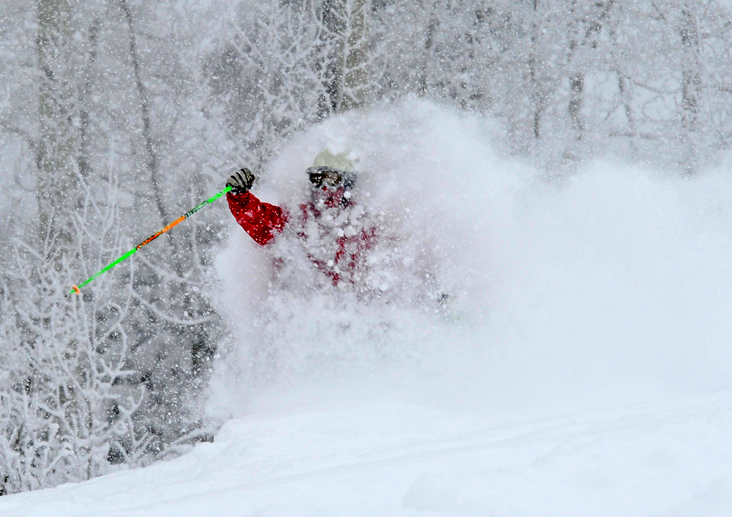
[211,99,732,419]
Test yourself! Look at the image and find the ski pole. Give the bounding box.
[68,185,232,297]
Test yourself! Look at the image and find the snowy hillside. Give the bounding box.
[2,389,732,516]
[3,102,732,515]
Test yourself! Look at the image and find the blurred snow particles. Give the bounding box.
[5,101,732,516]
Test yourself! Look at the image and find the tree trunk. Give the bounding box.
[340,0,370,110]
[36,0,77,247]
[568,71,585,140]
[77,18,101,179]
[566,0,584,142]
[529,0,543,139]
[120,0,168,224]
[679,2,701,174]
[320,0,345,115]
[321,0,371,113]
[419,3,438,98]
[609,19,638,156]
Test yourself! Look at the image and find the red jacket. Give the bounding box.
[227,191,288,246]
[227,191,375,286]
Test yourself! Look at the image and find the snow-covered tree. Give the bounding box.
[0,186,152,495]
[1,0,231,483]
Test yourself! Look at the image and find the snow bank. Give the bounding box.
[211,99,732,419]
[5,393,732,516]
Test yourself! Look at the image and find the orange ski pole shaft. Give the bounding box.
[68,185,232,296]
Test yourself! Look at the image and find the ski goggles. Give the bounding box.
[307,166,344,189]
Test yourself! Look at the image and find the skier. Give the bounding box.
[225,151,376,291]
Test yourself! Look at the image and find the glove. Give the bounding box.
[226,168,255,194]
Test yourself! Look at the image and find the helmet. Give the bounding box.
[313,150,354,171]
[307,150,357,190]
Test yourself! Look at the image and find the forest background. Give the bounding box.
[1,0,731,495]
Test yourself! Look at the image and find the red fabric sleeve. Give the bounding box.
[227,191,288,246]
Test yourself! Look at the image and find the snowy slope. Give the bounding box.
[2,389,732,516]
[4,101,732,515]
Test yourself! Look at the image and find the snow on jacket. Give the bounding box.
[227,190,376,288]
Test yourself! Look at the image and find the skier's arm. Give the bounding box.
[226,169,287,245]
[227,191,287,246]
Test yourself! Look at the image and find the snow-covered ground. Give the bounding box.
[4,101,732,515]
[3,388,732,516]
